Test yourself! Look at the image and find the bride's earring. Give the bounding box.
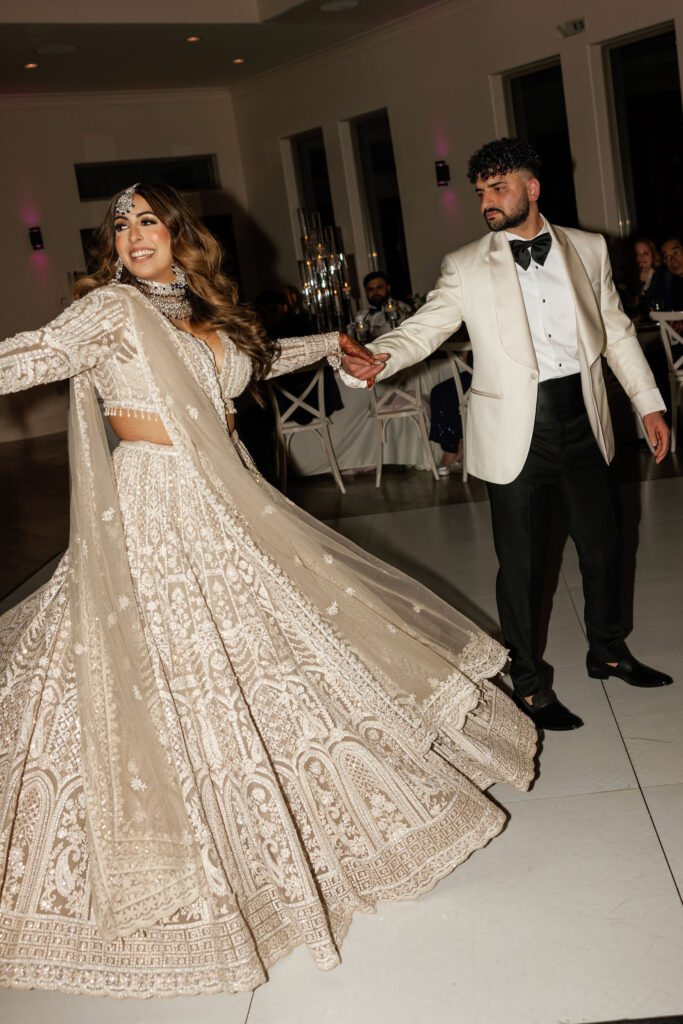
[172,263,187,287]
[113,256,124,282]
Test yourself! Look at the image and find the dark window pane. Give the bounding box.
[74,155,219,201]
[609,28,683,239]
[508,63,579,228]
[293,128,335,228]
[355,111,411,298]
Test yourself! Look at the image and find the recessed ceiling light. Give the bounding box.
[24,62,39,69]
[36,43,76,56]
[185,35,201,43]
[320,0,358,9]
[232,58,245,64]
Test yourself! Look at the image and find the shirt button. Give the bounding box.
[531,372,538,381]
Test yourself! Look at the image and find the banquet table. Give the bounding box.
[287,350,461,477]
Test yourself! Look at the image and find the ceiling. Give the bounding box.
[0,0,445,96]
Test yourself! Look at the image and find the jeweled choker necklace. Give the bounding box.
[135,266,193,320]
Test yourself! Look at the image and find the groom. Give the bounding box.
[342,137,673,731]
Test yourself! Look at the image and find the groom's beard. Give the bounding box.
[483,192,531,232]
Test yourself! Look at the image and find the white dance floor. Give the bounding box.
[3,476,682,1024]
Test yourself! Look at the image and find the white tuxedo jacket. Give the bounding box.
[344,223,664,484]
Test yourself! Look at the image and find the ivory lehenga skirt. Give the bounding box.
[0,439,535,997]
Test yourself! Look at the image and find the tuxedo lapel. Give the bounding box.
[488,231,538,370]
[549,224,605,365]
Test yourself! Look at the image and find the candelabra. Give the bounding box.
[297,209,354,332]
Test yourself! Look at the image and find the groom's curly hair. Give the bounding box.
[467,138,541,184]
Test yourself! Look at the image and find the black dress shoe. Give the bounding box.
[512,689,583,731]
[586,651,673,688]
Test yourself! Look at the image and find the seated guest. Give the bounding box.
[660,237,683,337]
[429,375,470,475]
[623,238,674,321]
[661,237,683,306]
[349,271,412,341]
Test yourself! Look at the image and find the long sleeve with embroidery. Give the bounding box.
[266,331,340,379]
[0,288,126,396]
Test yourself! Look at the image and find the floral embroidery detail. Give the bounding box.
[73,642,86,655]
[387,623,397,634]
[262,505,274,516]
[107,612,117,627]
[323,553,334,565]
[326,601,338,616]
[118,594,131,610]
[101,507,115,522]
[186,405,199,420]
[412,604,422,614]
[345,586,356,596]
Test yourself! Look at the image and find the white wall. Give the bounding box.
[231,0,683,295]
[2,0,682,440]
[0,86,246,440]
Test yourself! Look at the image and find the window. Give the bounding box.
[507,61,579,228]
[354,111,411,299]
[292,128,335,228]
[608,26,683,239]
[74,155,219,201]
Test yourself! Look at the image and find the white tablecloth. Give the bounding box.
[288,358,454,476]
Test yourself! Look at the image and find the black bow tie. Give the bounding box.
[509,233,552,270]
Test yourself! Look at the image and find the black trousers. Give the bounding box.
[486,374,628,697]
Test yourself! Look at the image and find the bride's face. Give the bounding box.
[114,194,175,283]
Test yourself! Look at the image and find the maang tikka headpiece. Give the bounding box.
[114,182,140,217]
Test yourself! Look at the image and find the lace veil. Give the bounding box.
[68,287,505,939]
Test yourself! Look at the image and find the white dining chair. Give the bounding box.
[441,341,472,482]
[370,369,440,487]
[650,311,683,453]
[267,365,346,493]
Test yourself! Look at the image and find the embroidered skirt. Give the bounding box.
[0,439,535,997]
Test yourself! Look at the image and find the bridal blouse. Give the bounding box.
[0,283,535,996]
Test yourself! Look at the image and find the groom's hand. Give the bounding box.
[643,411,670,463]
[339,332,389,388]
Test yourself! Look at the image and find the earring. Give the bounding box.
[113,256,124,282]
[171,263,187,288]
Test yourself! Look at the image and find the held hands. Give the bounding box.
[338,332,389,388]
[643,411,670,464]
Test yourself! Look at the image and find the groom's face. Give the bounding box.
[475,171,538,232]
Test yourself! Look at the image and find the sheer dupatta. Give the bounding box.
[68,373,207,941]
[68,286,507,939]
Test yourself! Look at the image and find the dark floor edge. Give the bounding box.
[0,550,64,606]
[585,1017,683,1023]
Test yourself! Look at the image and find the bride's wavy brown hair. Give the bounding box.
[73,181,279,387]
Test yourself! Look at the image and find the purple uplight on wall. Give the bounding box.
[29,226,44,250]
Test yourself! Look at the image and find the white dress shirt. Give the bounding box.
[505,218,581,382]
[505,217,664,415]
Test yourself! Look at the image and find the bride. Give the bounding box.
[0,182,535,997]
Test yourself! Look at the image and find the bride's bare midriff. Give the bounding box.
[108,411,235,445]
[109,323,235,444]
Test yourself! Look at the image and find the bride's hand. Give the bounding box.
[338,333,389,388]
